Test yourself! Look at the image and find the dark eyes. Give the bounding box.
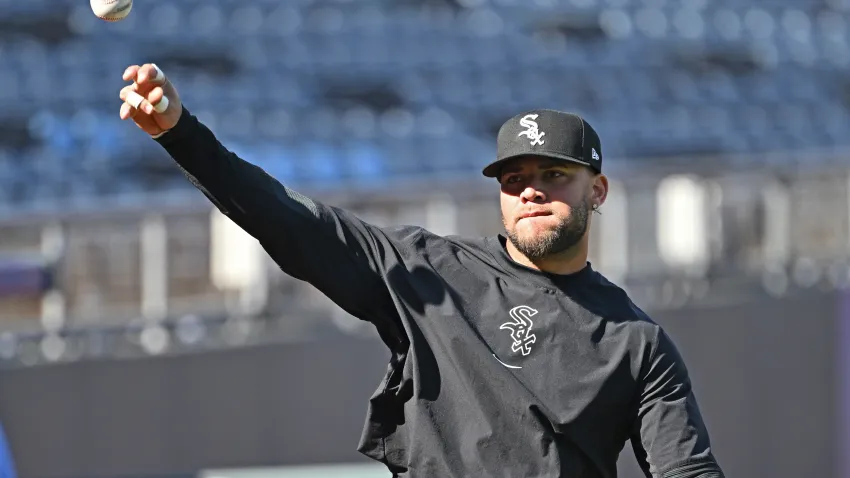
[502,170,566,185]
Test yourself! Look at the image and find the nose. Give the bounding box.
[519,185,546,204]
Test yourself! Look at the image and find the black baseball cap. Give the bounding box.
[482,109,603,179]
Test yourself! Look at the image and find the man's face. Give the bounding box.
[499,156,598,261]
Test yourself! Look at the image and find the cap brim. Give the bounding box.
[481,151,593,178]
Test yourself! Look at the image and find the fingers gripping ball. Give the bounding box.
[126,64,170,114]
[91,0,133,22]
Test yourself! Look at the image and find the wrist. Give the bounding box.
[152,105,192,145]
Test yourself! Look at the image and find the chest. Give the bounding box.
[398,267,641,422]
[470,282,636,395]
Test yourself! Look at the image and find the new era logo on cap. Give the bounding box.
[482,109,603,179]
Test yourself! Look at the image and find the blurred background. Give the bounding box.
[0,0,848,476]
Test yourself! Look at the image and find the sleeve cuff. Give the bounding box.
[153,105,195,147]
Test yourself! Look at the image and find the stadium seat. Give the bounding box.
[0,0,848,205]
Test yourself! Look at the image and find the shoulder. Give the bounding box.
[378,224,429,245]
[380,226,494,257]
[377,228,504,280]
[581,274,680,380]
[584,270,662,342]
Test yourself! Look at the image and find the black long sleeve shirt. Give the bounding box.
[154,106,725,478]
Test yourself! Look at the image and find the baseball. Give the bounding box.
[91,0,133,22]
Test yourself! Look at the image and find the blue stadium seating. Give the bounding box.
[0,0,848,206]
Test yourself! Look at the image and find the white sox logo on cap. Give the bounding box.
[517,114,545,146]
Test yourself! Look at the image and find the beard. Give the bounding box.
[503,197,591,261]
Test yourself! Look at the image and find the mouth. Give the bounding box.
[517,211,552,221]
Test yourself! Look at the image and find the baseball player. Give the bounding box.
[119,63,725,478]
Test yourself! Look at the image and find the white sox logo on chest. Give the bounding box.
[500,305,538,356]
[518,114,545,146]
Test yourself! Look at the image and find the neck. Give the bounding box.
[505,239,589,275]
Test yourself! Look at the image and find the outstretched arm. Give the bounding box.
[119,64,410,346]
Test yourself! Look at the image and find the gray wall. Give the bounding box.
[0,291,842,478]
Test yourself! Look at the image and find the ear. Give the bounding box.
[590,173,609,208]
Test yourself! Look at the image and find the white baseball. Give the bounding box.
[91,0,133,22]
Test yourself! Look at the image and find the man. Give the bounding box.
[119,63,725,478]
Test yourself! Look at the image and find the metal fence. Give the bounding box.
[0,154,848,362]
